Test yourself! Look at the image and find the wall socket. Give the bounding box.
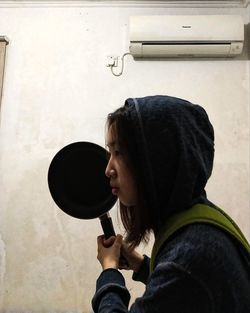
[106,56,118,67]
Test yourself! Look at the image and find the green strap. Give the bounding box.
[150,204,250,273]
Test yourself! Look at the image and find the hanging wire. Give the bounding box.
[110,52,132,77]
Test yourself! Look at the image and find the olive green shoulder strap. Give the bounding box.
[150,204,250,273]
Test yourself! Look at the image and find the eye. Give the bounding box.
[114,150,120,156]
[106,151,111,160]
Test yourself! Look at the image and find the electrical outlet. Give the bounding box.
[106,56,118,67]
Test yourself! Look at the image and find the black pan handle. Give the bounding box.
[99,213,116,239]
[99,213,129,268]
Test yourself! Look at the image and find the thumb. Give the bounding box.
[103,236,116,247]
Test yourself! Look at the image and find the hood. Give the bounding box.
[125,95,215,233]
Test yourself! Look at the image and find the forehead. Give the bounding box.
[106,125,118,147]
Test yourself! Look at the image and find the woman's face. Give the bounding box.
[105,125,138,207]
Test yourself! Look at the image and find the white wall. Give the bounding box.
[0,3,249,313]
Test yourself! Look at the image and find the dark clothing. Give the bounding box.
[124,96,215,233]
[92,223,250,313]
[92,96,250,312]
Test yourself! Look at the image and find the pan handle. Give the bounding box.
[99,213,129,268]
[99,213,116,239]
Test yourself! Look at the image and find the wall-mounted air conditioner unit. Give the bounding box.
[129,15,244,58]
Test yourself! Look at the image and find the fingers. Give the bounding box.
[120,240,133,258]
[96,234,123,270]
[97,235,104,245]
[97,234,123,248]
[115,234,123,246]
[103,236,116,247]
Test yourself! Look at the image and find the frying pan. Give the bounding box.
[48,141,117,239]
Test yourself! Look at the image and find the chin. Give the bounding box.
[119,199,135,207]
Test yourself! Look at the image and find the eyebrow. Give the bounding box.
[106,141,116,148]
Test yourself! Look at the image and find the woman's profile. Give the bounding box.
[91,95,250,313]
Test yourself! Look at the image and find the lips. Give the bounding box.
[112,188,119,195]
[110,184,119,195]
[110,182,118,188]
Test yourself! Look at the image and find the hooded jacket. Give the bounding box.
[124,95,215,233]
[92,95,250,313]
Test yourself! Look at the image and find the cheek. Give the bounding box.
[122,173,138,201]
[121,169,134,187]
[118,162,138,200]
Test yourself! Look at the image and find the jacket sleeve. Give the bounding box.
[91,261,213,313]
[91,268,130,313]
[132,255,150,284]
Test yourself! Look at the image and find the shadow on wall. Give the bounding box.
[246,23,250,60]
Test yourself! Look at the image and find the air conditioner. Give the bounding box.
[129,15,244,58]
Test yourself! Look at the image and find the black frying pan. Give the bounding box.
[48,141,117,238]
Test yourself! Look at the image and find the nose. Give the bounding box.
[105,157,112,178]
[105,158,116,178]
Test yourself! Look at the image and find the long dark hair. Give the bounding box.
[106,106,152,248]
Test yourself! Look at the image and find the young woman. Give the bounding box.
[91,95,250,313]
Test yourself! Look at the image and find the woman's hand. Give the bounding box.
[97,234,123,270]
[119,241,144,273]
